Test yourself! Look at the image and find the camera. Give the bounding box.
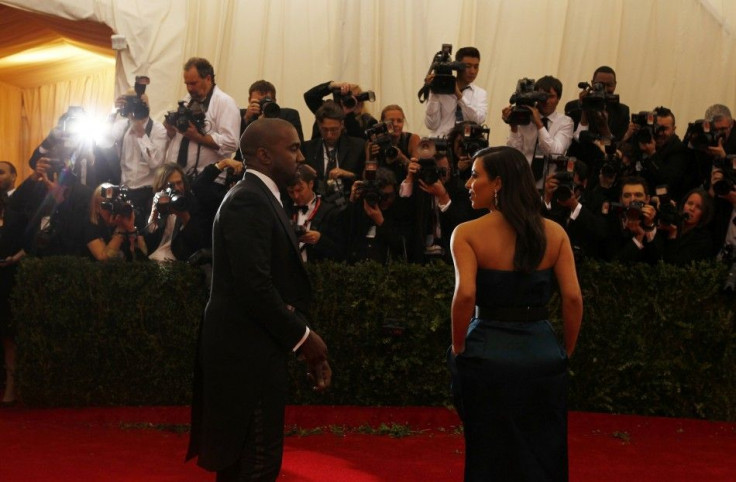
[366,122,399,161]
[683,119,724,150]
[424,44,467,96]
[356,161,384,207]
[550,156,576,203]
[416,138,449,185]
[332,89,376,109]
[654,185,688,226]
[506,78,548,126]
[259,97,281,118]
[631,111,663,144]
[156,182,189,217]
[118,95,150,119]
[712,157,736,196]
[577,81,619,111]
[58,106,87,136]
[461,123,490,157]
[100,183,134,217]
[293,223,308,237]
[165,100,207,134]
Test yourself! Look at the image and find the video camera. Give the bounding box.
[165,100,207,134]
[505,78,548,126]
[418,44,467,101]
[683,119,725,150]
[577,81,619,111]
[332,89,375,110]
[118,76,150,119]
[156,182,189,217]
[416,137,449,184]
[460,123,490,157]
[100,183,134,217]
[365,122,399,161]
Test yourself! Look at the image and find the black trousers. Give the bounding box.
[215,398,286,482]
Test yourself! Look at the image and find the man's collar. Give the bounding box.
[248,169,282,207]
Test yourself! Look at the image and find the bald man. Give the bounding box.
[187,118,331,481]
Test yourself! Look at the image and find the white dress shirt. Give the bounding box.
[424,84,488,137]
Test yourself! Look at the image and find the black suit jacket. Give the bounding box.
[188,172,311,471]
[301,134,366,195]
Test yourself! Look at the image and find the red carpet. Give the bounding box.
[1,405,735,481]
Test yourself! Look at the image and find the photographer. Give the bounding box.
[503,76,574,190]
[448,121,490,181]
[240,80,304,143]
[301,102,366,203]
[286,164,344,262]
[29,107,97,186]
[686,104,736,190]
[543,160,607,260]
[424,46,487,137]
[164,58,240,177]
[365,105,420,181]
[399,143,479,263]
[191,158,244,229]
[85,184,147,261]
[342,166,411,264]
[601,176,663,263]
[304,80,377,140]
[12,157,92,257]
[145,163,208,262]
[622,106,692,201]
[566,66,630,139]
[658,188,714,265]
[107,83,168,226]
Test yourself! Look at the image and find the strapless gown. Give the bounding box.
[448,268,568,482]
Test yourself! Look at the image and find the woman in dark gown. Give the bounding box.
[448,146,583,481]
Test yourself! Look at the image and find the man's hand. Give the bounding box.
[363,200,384,225]
[418,178,450,205]
[299,230,321,245]
[405,159,420,183]
[328,167,354,180]
[707,137,727,159]
[299,331,331,391]
[543,173,559,204]
[216,158,245,175]
[244,100,261,122]
[183,121,203,142]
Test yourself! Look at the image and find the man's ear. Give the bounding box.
[256,146,271,165]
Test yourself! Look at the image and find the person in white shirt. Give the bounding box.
[164,57,240,178]
[424,46,488,137]
[502,75,574,190]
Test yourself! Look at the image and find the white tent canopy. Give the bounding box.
[1,0,735,177]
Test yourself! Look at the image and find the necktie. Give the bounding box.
[455,86,471,122]
[325,147,337,176]
[531,117,550,181]
[542,117,549,130]
[176,137,189,167]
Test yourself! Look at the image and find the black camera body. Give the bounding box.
[461,124,490,157]
[156,182,189,217]
[631,111,663,144]
[578,81,620,111]
[165,101,206,134]
[415,137,449,184]
[259,97,281,118]
[119,95,150,120]
[332,89,376,109]
[100,184,134,217]
[553,171,576,203]
[654,185,688,226]
[683,119,724,150]
[428,44,466,95]
[506,78,548,126]
[365,122,399,161]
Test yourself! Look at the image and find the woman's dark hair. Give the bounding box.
[680,188,714,228]
[476,146,546,272]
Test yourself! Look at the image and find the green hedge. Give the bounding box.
[12,257,736,421]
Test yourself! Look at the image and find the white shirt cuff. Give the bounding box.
[293,326,310,352]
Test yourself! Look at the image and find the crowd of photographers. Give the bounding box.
[3,50,736,275]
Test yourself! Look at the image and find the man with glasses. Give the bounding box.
[301,102,366,203]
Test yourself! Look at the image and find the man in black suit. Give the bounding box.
[301,102,366,204]
[240,80,304,143]
[187,118,331,481]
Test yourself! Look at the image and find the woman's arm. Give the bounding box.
[552,226,583,356]
[450,224,478,354]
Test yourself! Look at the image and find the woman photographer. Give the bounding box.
[366,105,420,181]
[85,184,148,261]
[660,187,714,265]
[448,146,582,480]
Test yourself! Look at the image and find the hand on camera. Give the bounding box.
[363,199,384,225]
[244,100,261,122]
[299,230,321,245]
[405,159,420,182]
[707,137,727,159]
[543,174,559,204]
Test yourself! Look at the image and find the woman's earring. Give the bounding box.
[494,189,499,209]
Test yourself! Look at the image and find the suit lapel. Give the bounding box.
[245,172,301,257]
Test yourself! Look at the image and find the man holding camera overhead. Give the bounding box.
[164,57,240,177]
[502,75,574,190]
[423,46,487,137]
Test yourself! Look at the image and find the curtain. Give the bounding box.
[0,81,22,178]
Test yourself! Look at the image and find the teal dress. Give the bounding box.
[449,268,568,482]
